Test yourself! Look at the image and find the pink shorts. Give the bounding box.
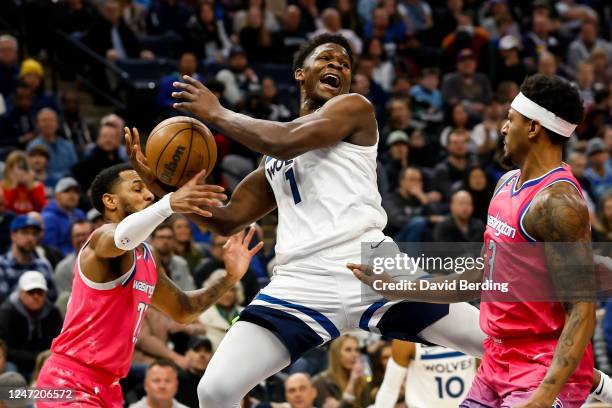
[36,354,123,408]
[460,336,593,408]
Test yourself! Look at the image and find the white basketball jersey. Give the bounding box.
[405,344,477,408]
[264,139,387,266]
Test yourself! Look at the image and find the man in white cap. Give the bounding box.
[0,271,62,376]
[41,177,85,255]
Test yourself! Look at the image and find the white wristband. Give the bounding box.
[114,193,174,251]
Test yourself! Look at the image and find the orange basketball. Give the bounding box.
[145,116,217,187]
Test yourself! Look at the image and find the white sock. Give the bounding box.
[592,369,612,403]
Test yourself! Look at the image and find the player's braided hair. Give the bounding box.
[292,33,354,71]
[519,74,584,145]
[90,163,134,216]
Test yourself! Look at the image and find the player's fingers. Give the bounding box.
[351,268,367,283]
[182,75,206,89]
[173,102,194,111]
[249,241,264,256]
[191,191,227,201]
[192,185,225,194]
[191,206,212,217]
[243,226,256,246]
[171,90,197,101]
[186,169,207,186]
[132,128,141,147]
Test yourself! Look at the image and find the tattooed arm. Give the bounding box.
[151,228,263,324]
[519,182,596,407]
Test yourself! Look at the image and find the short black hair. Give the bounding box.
[90,163,133,215]
[152,221,173,238]
[292,33,353,72]
[519,74,584,145]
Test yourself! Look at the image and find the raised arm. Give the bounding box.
[125,127,276,236]
[172,76,377,160]
[518,182,596,408]
[151,228,263,324]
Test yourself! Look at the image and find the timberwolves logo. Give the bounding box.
[552,397,564,408]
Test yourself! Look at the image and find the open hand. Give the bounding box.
[170,169,226,218]
[222,227,264,284]
[124,127,157,187]
[172,75,224,122]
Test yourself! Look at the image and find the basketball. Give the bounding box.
[145,116,217,187]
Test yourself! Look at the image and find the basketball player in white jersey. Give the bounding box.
[125,34,612,407]
[375,340,477,408]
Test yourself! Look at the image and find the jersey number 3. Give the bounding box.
[285,168,302,205]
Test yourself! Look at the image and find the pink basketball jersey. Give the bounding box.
[480,163,585,339]
[51,239,157,379]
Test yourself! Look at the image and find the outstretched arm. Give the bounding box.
[517,182,596,408]
[125,127,276,236]
[151,228,263,324]
[172,76,377,160]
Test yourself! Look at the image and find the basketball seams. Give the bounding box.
[177,122,195,186]
[201,122,212,177]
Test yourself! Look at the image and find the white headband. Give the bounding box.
[510,92,577,138]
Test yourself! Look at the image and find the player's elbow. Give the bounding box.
[262,139,297,161]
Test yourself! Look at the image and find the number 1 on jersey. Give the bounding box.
[133,301,148,344]
[285,168,302,205]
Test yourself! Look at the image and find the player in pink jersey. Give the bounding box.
[351,74,606,408]
[35,162,263,407]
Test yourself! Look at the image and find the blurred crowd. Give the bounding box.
[0,0,612,407]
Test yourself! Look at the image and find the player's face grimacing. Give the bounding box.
[107,170,155,219]
[500,108,532,164]
[298,43,352,102]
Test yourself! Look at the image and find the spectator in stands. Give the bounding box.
[233,0,280,34]
[71,124,124,192]
[55,0,96,35]
[522,13,561,66]
[282,373,317,408]
[184,1,230,62]
[173,336,213,407]
[383,130,410,191]
[86,208,105,230]
[2,151,46,215]
[381,97,421,147]
[569,151,596,203]
[567,20,612,71]
[272,5,307,63]
[312,334,371,408]
[458,166,493,223]
[433,129,475,200]
[193,233,259,303]
[29,349,51,387]
[128,359,189,408]
[41,177,85,256]
[295,0,318,35]
[0,372,28,408]
[28,145,52,194]
[0,215,57,303]
[576,61,596,108]
[146,0,191,37]
[215,46,260,108]
[312,8,362,55]
[441,48,492,117]
[171,215,204,273]
[0,271,62,375]
[259,77,292,121]
[470,99,503,156]
[434,190,484,242]
[0,35,19,100]
[439,103,471,148]
[0,83,36,152]
[591,49,612,88]
[0,339,11,375]
[594,192,612,242]
[355,56,388,118]
[238,6,275,64]
[150,223,195,291]
[441,13,491,72]
[383,167,435,242]
[198,269,244,351]
[84,0,154,62]
[337,0,361,34]
[495,35,527,88]
[157,52,201,113]
[362,38,392,92]
[0,193,15,254]
[58,89,94,156]
[364,5,406,45]
[480,0,519,40]
[27,109,78,184]
[54,220,92,295]
[410,68,444,126]
[120,0,147,36]
[27,211,63,270]
[18,59,60,115]
[585,138,612,203]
